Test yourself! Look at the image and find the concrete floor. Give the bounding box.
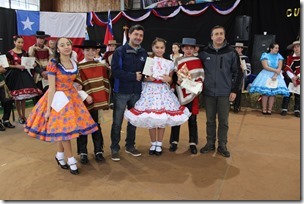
[0,107,301,201]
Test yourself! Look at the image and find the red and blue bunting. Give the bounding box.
[87,0,240,27]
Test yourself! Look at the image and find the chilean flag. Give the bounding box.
[103,10,114,46]
[16,10,86,60]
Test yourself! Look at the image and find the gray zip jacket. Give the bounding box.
[199,41,242,96]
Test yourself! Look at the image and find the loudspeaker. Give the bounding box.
[251,34,276,75]
[234,15,252,41]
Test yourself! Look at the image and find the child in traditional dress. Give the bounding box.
[73,40,110,164]
[24,38,98,175]
[124,37,190,155]
[249,43,289,114]
[169,38,204,154]
[170,42,183,62]
[6,36,42,124]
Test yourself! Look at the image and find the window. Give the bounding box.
[0,0,39,10]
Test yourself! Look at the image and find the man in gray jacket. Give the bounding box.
[199,25,242,157]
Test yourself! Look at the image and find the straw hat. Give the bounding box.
[287,40,300,50]
[107,40,121,46]
[231,42,248,48]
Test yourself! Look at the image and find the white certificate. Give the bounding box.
[42,78,49,89]
[0,55,9,68]
[21,57,36,69]
[265,78,278,88]
[241,59,247,71]
[152,57,173,79]
[51,91,69,112]
[181,78,203,95]
[288,83,300,95]
[142,57,154,76]
[78,90,89,101]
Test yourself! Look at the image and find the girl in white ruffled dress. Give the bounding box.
[124,38,190,155]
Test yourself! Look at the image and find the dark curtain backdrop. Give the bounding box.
[87,0,244,57]
[0,7,17,54]
[0,0,300,58]
[88,0,300,59]
[239,0,300,58]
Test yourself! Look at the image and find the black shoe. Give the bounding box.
[95,152,105,162]
[149,146,156,155]
[155,146,162,156]
[280,111,287,116]
[111,152,120,161]
[67,159,79,175]
[233,107,240,113]
[3,121,15,128]
[68,165,79,175]
[190,145,197,154]
[55,157,69,169]
[294,112,300,117]
[80,154,88,164]
[169,143,178,152]
[217,146,230,158]
[18,118,26,124]
[125,147,142,157]
[0,122,5,131]
[200,143,215,154]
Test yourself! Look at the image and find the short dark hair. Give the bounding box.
[210,25,225,36]
[129,24,145,34]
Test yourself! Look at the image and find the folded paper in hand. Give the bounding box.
[0,55,9,68]
[143,57,173,80]
[51,91,69,112]
[181,78,202,95]
[288,83,300,95]
[142,57,154,76]
[78,90,89,101]
[177,64,191,80]
[21,57,36,69]
[42,78,49,89]
[265,78,278,88]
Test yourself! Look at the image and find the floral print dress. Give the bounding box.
[24,59,98,142]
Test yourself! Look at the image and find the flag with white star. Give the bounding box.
[16,10,39,35]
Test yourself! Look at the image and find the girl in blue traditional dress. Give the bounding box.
[250,43,289,114]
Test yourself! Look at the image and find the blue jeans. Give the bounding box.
[204,95,230,147]
[110,92,141,153]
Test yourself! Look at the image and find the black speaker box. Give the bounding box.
[251,34,276,75]
[234,15,252,41]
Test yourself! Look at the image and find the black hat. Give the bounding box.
[35,31,50,38]
[178,38,203,47]
[74,40,105,49]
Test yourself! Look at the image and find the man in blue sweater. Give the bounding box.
[110,24,148,161]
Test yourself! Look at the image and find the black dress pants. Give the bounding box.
[77,109,104,155]
[169,101,198,145]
